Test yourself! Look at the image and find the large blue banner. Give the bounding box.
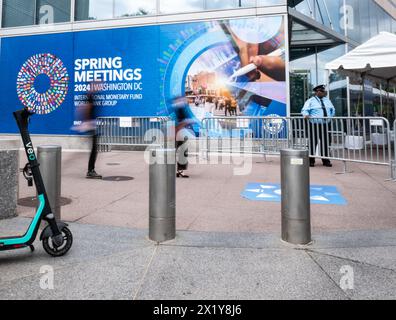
[0,16,287,135]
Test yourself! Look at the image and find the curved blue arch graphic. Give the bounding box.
[162,27,232,111]
[167,30,231,98]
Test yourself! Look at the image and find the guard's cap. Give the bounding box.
[313,84,326,92]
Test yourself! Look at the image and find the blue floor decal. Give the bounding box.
[241,183,347,205]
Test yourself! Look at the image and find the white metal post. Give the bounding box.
[156,0,160,15]
[325,68,330,97]
[362,74,365,117]
[380,82,383,116]
[34,0,37,25]
[394,86,396,123]
[71,0,75,23]
[342,0,351,117]
[284,13,291,118]
[0,0,3,28]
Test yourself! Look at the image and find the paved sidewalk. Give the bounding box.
[0,217,395,300]
[16,151,396,233]
[1,150,395,300]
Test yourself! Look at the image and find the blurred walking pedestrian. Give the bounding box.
[172,96,198,178]
[72,82,103,179]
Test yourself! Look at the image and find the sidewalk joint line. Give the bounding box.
[306,249,396,274]
[72,191,135,223]
[305,250,351,300]
[133,245,158,300]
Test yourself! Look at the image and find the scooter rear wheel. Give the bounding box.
[42,227,73,257]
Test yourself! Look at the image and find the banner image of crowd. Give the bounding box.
[0,15,287,135]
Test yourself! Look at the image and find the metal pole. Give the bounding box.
[281,149,311,245]
[380,82,383,116]
[362,74,366,117]
[37,145,62,221]
[0,0,3,28]
[393,119,396,180]
[149,148,176,242]
[71,0,75,22]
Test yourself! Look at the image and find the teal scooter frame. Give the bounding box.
[0,108,73,257]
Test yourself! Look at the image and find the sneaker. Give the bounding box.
[176,171,190,178]
[86,170,103,179]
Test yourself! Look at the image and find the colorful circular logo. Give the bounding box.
[263,114,285,135]
[17,53,69,115]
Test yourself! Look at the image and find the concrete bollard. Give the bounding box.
[37,145,62,221]
[281,149,312,245]
[149,148,176,242]
[0,138,20,220]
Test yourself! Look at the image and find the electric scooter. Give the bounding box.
[0,108,73,257]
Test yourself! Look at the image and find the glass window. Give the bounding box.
[36,0,71,24]
[159,0,204,14]
[206,0,237,10]
[317,45,347,116]
[75,0,113,20]
[2,0,71,27]
[257,0,286,6]
[293,0,341,31]
[392,18,396,34]
[377,8,392,33]
[114,0,156,18]
[290,51,317,115]
[358,0,370,42]
[76,0,156,20]
[369,0,379,38]
[294,0,314,18]
[290,45,347,116]
[344,0,369,43]
[320,0,342,33]
[206,0,255,10]
[2,0,35,27]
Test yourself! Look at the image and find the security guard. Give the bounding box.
[301,85,335,167]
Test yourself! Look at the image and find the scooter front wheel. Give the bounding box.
[42,227,73,257]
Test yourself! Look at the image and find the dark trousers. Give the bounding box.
[225,105,231,116]
[88,133,98,172]
[176,139,188,171]
[308,123,331,163]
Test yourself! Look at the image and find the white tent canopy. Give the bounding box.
[325,32,396,84]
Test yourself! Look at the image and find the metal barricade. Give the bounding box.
[96,117,170,152]
[303,117,392,168]
[201,116,394,179]
[201,116,293,157]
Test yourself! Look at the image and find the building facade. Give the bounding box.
[0,0,395,136]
